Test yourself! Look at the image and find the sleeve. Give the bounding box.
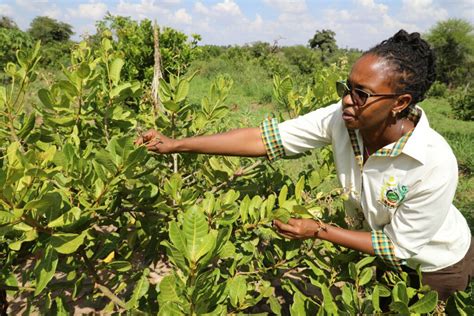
[383,148,458,261]
[260,117,286,162]
[259,102,341,161]
[371,230,403,272]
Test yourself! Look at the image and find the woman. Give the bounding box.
[136,30,473,300]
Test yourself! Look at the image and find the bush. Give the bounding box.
[450,86,474,121]
[427,81,448,98]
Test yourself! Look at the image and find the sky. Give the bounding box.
[0,0,473,50]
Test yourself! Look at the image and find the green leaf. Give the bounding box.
[290,291,306,316]
[183,207,208,263]
[57,80,79,97]
[295,176,305,202]
[321,283,338,314]
[348,262,357,280]
[355,256,376,271]
[269,296,282,315]
[358,267,373,286]
[38,89,54,108]
[0,86,6,106]
[5,272,18,297]
[372,285,381,313]
[278,185,288,206]
[239,195,251,223]
[107,261,132,272]
[409,291,438,313]
[393,281,409,304]
[54,296,68,316]
[77,63,90,79]
[18,112,36,139]
[272,208,291,223]
[229,275,247,308]
[158,274,180,303]
[109,82,132,99]
[50,232,86,254]
[0,211,15,225]
[169,222,188,259]
[390,301,410,314]
[24,192,62,212]
[196,230,217,265]
[158,302,184,316]
[109,58,124,84]
[163,100,180,112]
[126,270,149,309]
[47,207,81,228]
[95,150,117,174]
[175,80,189,102]
[34,245,58,296]
[7,142,21,167]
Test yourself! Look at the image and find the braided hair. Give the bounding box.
[365,30,436,110]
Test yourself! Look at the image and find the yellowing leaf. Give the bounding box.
[103,251,115,263]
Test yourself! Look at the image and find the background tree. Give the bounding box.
[26,16,74,67]
[27,16,73,44]
[425,18,474,88]
[0,17,32,69]
[0,16,18,29]
[95,14,201,83]
[309,29,338,63]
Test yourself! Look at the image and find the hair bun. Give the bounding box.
[392,30,411,43]
[366,29,436,106]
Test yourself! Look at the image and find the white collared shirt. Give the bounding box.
[272,101,471,271]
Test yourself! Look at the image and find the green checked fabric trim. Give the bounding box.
[406,105,422,123]
[347,106,422,165]
[372,129,414,157]
[260,117,285,162]
[372,230,403,272]
[348,129,363,170]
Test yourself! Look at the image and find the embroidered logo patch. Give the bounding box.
[379,176,408,208]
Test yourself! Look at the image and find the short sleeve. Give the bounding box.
[277,102,340,155]
[260,117,286,162]
[371,230,403,272]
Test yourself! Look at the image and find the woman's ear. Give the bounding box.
[393,93,412,113]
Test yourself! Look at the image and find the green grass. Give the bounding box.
[188,57,275,129]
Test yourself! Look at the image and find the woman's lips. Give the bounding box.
[342,109,356,122]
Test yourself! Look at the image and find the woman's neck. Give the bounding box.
[361,117,414,154]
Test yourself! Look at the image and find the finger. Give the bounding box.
[146,141,159,151]
[142,129,158,141]
[275,230,296,239]
[273,219,298,234]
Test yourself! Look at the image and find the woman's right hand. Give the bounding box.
[135,129,176,154]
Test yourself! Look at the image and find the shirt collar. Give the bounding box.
[347,105,427,168]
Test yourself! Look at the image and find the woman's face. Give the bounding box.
[341,54,401,131]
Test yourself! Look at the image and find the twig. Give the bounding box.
[80,250,127,309]
[151,20,163,117]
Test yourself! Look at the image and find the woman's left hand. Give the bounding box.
[273,218,324,239]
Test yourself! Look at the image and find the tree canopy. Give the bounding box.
[425,18,474,87]
[28,16,74,44]
[309,29,338,54]
[0,16,18,29]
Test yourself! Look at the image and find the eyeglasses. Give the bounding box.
[336,80,403,108]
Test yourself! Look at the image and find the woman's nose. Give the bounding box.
[342,93,354,107]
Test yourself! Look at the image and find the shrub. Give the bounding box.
[427,81,448,98]
[450,86,474,121]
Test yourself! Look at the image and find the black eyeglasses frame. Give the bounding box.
[336,80,404,108]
